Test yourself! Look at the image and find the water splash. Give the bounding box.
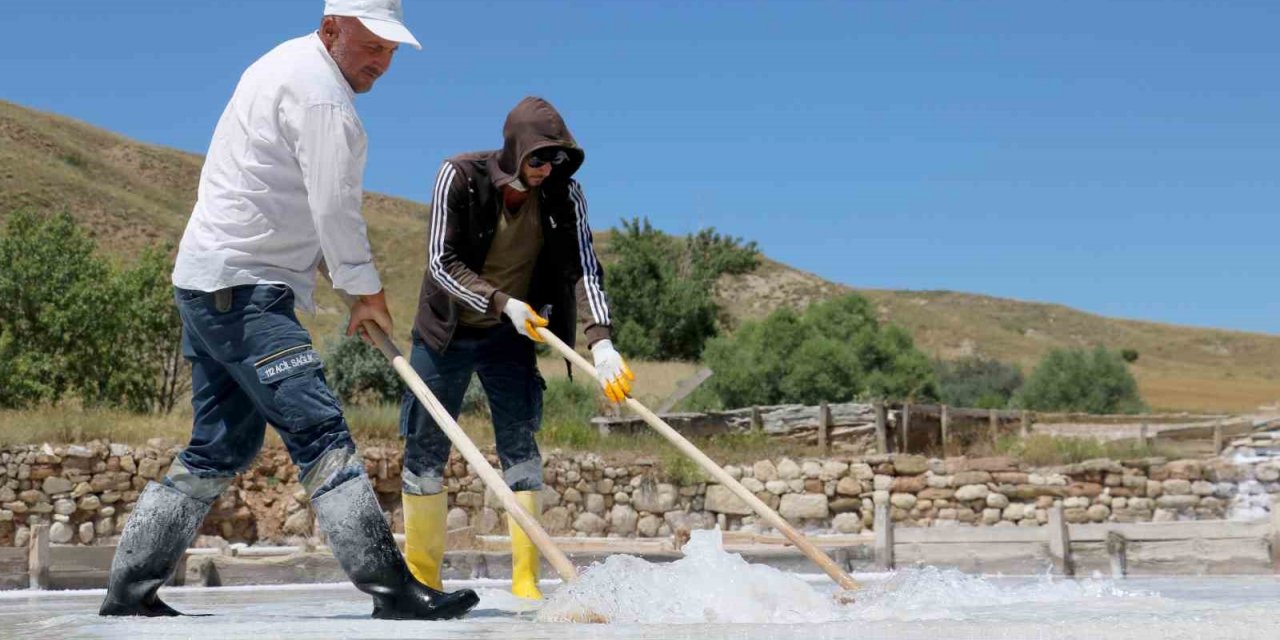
[538,529,1149,624]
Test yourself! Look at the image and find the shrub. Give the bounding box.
[1014,346,1146,414]
[325,333,403,405]
[0,211,183,412]
[934,356,1024,409]
[606,218,759,360]
[1120,348,1139,363]
[659,451,707,485]
[702,294,937,407]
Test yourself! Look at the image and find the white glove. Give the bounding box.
[591,339,635,403]
[502,297,548,341]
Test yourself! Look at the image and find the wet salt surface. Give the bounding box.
[3,530,1278,639]
[3,577,1279,639]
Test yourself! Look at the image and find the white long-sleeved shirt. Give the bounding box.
[172,32,380,312]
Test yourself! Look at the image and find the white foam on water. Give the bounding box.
[537,528,1152,625]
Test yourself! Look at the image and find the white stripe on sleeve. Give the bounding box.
[428,163,488,312]
[569,181,609,325]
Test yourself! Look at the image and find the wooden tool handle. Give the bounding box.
[336,290,578,583]
[538,327,860,592]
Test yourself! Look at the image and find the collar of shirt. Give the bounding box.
[309,32,356,102]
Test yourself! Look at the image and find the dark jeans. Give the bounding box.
[399,324,545,496]
[171,285,358,498]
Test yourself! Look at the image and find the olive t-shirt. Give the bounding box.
[458,192,544,328]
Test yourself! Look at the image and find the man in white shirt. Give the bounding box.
[100,0,478,621]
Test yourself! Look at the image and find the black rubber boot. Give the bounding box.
[312,474,479,620]
[99,482,212,616]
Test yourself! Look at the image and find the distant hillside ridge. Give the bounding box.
[2,99,1275,411]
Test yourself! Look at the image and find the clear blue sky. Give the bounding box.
[6,1,1277,333]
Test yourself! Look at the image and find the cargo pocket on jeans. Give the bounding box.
[256,346,341,431]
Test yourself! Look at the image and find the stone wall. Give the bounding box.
[2,440,1277,547]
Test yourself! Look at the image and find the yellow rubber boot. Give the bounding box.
[402,492,446,590]
[508,490,543,600]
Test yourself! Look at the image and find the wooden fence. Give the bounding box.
[871,495,1280,576]
[593,399,1247,456]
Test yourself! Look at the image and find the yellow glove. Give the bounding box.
[502,298,549,342]
[590,339,635,403]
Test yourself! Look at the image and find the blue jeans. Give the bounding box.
[170,285,360,500]
[399,324,545,496]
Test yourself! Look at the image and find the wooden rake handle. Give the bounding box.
[335,291,578,583]
[538,327,861,592]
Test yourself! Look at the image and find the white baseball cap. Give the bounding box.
[323,0,421,50]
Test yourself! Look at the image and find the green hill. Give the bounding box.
[2,99,1276,412]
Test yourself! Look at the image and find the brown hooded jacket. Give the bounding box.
[412,97,611,352]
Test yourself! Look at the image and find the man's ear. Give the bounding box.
[318,15,339,46]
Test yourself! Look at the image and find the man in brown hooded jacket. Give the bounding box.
[399,96,633,600]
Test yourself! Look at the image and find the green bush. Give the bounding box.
[659,451,707,485]
[606,218,759,360]
[934,356,1024,409]
[325,333,403,405]
[702,294,937,407]
[0,211,182,412]
[539,377,601,448]
[1014,346,1146,414]
[1120,348,1139,363]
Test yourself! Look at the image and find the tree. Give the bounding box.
[0,210,184,412]
[702,294,937,407]
[89,247,186,412]
[605,218,759,361]
[934,356,1024,409]
[1014,346,1146,414]
[0,211,104,406]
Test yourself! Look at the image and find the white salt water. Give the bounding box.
[3,529,1278,639]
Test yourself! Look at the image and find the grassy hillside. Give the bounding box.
[717,260,1280,411]
[2,99,1276,412]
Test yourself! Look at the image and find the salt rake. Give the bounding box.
[536,327,862,597]
[331,291,590,613]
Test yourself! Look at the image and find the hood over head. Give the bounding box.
[488,96,585,189]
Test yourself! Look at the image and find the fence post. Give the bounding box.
[989,408,999,445]
[1106,530,1128,579]
[874,502,894,570]
[1213,421,1223,454]
[1020,410,1030,439]
[1048,504,1074,577]
[28,523,50,590]
[817,402,831,454]
[873,400,889,454]
[751,406,763,434]
[314,512,326,546]
[899,403,911,454]
[1270,494,1280,573]
[940,404,950,455]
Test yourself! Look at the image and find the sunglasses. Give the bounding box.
[527,149,569,168]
